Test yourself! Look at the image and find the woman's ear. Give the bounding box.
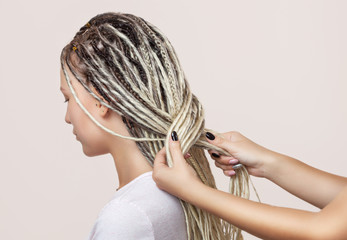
[96,101,109,117]
[90,84,109,117]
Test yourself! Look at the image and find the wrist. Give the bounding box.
[261,149,282,180]
[180,179,206,203]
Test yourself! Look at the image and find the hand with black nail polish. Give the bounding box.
[153,131,201,200]
[205,131,272,178]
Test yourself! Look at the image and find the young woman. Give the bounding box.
[60,65,187,240]
[153,131,347,239]
[59,12,238,239]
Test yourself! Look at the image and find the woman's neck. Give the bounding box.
[100,111,153,190]
[110,139,153,190]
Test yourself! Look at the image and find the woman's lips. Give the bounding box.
[73,131,78,139]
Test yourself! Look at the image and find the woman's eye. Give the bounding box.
[64,99,69,103]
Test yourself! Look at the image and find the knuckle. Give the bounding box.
[231,130,240,135]
[220,164,227,170]
[222,158,231,165]
[215,160,223,166]
[226,165,234,170]
[232,131,243,139]
[222,164,232,170]
[214,136,224,145]
[226,131,241,140]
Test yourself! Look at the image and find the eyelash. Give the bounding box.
[64,99,69,103]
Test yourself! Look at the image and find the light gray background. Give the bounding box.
[1,0,346,239]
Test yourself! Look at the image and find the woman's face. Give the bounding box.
[59,66,110,157]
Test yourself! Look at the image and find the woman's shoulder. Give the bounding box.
[114,171,183,212]
[91,171,187,240]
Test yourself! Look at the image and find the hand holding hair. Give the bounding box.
[206,131,274,178]
[153,130,347,239]
[153,130,272,200]
[153,131,204,200]
[208,131,347,209]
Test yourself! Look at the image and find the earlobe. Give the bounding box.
[95,102,109,117]
[100,105,109,117]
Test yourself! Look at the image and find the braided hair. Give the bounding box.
[60,12,253,240]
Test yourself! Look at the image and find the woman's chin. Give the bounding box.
[83,149,96,157]
[82,145,107,157]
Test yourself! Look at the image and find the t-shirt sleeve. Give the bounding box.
[87,199,155,240]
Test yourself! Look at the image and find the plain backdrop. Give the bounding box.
[1,0,346,239]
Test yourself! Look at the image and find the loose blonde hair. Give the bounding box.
[60,12,254,240]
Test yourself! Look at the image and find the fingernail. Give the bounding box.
[229,159,239,165]
[228,170,236,176]
[232,163,243,170]
[211,153,220,158]
[206,132,215,140]
[171,131,178,141]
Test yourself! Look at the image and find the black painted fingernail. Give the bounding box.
[171,131,178,141]
[206,132,215,140]
[212,153,220,158]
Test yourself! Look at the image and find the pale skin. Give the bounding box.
[59,66,153,189]
[153,131,347,240]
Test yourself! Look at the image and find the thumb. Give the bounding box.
[205,131,236,155]
[153,147,168,169]
[169,131,186,166]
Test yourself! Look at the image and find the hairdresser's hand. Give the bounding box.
[206,131,274,178]
[153,131,203,199]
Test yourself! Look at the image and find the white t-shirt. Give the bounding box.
[87,171,188,240]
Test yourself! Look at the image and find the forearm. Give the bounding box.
[183,182,346,240]
[264,151,347,208]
